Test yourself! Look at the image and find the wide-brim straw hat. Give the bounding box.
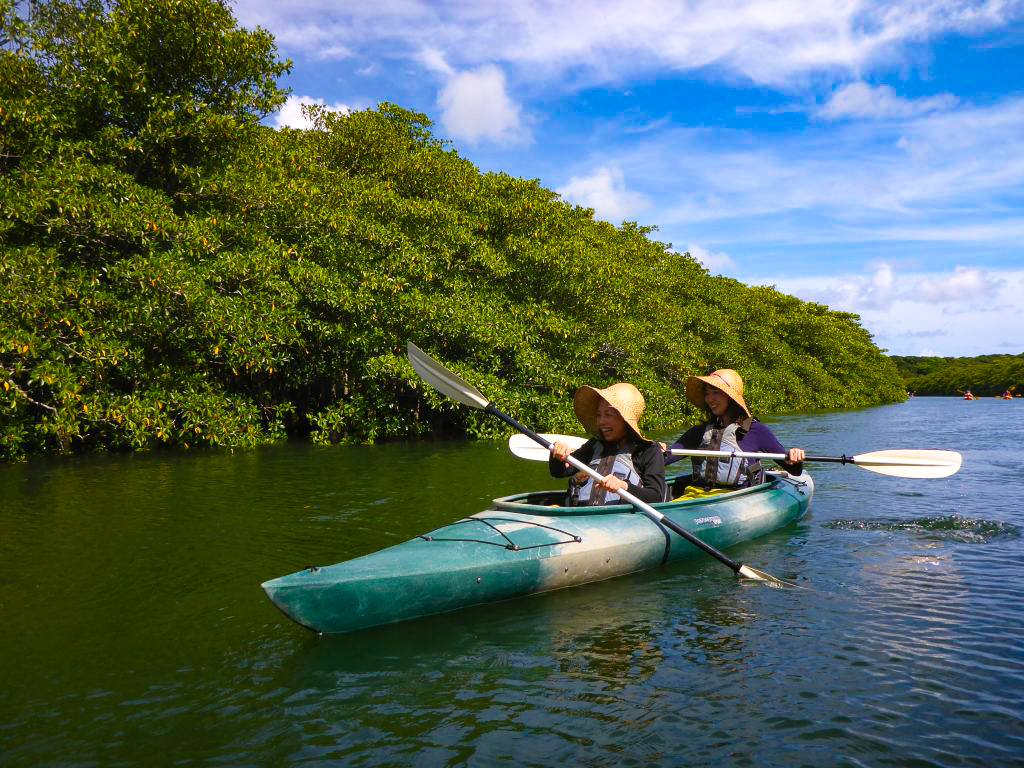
[685,369,751,419]
[573,382,647,441]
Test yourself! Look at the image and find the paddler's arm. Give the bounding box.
[660,425,703,466]
[742,422,804,475]
[548,439,597,478]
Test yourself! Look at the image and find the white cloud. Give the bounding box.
[233,0,1022,87]
[818,82,958,120]
[416,47,454,77]
[687,244,737,275]
[825,263,898,310]
[317,44,354,61]
[764,266,1024,356]
[910,265,1003,302]
[556,165,651,223]
[272,95,352,130]
[611,95,1024,249]
[769,263,1002,313]
[438,65,525,144]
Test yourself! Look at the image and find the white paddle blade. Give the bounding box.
[508,433,587,460]
[407,342,490,410]
[851,449,962,478]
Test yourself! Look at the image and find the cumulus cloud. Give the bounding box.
[438,65,525,144]
[772,264,1003,313]
[764,267,1024,356]
[910,266,1004,302]
[687,244,737,275]
[818,82,958,120]
[830,263,897,310]
[556,165,651,223]
[272,95,351,130]
[778,263,897,311]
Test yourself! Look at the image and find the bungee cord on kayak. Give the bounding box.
[418,516,583,551]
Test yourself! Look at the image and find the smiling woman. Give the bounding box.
[663,368,805,489]
[548,382,667,507]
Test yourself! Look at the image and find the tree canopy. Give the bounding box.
[0,0,907,461]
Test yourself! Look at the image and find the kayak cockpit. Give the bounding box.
[492,472,797,516]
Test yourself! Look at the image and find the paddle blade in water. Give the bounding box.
[851,449,962,479]
[407,342,490,410]
[508,433,587,460]
[737,564,802,588]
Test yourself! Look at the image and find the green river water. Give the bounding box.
[1,397,1022,766]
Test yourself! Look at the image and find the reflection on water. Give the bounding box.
[2,398,1024,765]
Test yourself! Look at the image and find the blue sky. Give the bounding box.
[234,0,1024,357]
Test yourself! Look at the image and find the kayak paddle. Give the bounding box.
[508,433,962,479]
[406,342,798,588]
[508,433,588,460]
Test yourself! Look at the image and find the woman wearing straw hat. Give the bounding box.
[549,383,667,507]
[663,369,805,490]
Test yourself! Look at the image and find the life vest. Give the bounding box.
[691,418,765,488]
[568,440,643,506]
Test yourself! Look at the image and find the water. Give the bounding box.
[1,397,1022,766]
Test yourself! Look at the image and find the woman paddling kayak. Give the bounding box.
[662,369,805,490]
[549,383,667,506]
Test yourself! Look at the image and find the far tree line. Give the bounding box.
[893,354,1024,397]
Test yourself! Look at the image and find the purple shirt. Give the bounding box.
[665,420,803,475]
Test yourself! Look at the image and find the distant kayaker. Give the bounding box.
[549,383,668,506]
[662,369,805,488]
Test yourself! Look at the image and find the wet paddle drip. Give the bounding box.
[418,517,583,551]
[824,515,1020,543]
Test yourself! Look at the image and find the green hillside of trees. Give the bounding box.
[894,354,1024,397]
[1,0,906,461]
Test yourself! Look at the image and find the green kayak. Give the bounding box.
[262,471,813,634]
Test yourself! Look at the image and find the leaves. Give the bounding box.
[0,0,906,461]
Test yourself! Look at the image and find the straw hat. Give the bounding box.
[573,382,647,441]
[685,369,751,419]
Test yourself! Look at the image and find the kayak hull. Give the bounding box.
[262,472,814,634]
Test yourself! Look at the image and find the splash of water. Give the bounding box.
[824,515,1020,544]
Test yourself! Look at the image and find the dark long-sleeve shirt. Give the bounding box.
[665,421,804,476]
[549,438,667,505]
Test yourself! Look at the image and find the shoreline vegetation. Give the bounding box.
[894,354,1024,397]
[0,0,906,462]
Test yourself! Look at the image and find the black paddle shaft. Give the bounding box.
[806,455,855,464]
[485,403,745,574]
[486,404,553,450]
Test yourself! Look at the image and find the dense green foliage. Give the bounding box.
[894,354,1024,397]
[0,0,906,461]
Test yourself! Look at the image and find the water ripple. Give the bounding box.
[824,515,1021,543]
